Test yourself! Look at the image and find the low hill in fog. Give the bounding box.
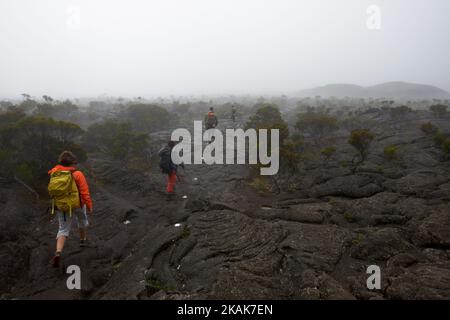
[297,81,450,99]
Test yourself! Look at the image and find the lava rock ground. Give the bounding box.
[1,116,449,300]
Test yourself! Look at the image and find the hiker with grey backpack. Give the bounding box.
[159,140,185,198]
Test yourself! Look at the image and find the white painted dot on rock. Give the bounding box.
[182,195,188,199]
[123,220,131,225]
[174,223,182,227]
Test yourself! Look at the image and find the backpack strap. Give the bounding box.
[71,170,80,217]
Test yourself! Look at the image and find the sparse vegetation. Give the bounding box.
[245,103,289,144]
[248,176,271,194]
[351,233,365,246]
[2,94,450,300]
[348,129,374,163]
[181,226,191,239]
[295,112,338,144]
[122,104,173,133]
[344,212,355,223]
[383,145,398,160]
[320,146,337,161]
[85,119,150,167]
[0,113,86,185]
[433,130,448,147]
[429,104,448,118]
[442,139,450,157]
[339,160,350,167]
[145,279,175,295]
[389,105,412,120]
[421,122,438,135]
[279,137,303,174]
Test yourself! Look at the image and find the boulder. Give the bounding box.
[414,209,450,248]
[386,264,450,299]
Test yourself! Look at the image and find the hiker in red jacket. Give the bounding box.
[48,151,93,268]
[204,107,218,130]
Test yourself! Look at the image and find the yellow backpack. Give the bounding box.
[48,170,80,215]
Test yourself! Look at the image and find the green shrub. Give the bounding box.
[249,177,270,194]
[15,162,34,184]
[383,145,398,160]
[123,104,172,133]
[344,212,355,223]
[246,104,289,144]
[320,146,337,161]
[280,140,303,173]
[181,226,191,239]
[442,139,450,155]
[286,183,297,193]
[434,130,448,147]
[85,119,150,166]
[295,112,338,142]
[389,105,412,119]
[0,115,86,184]
[429,104,448,118]
[339,160,349,167]
[351,234,365,246]
[421,122,438,135]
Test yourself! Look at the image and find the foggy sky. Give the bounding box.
[1,0,449,99]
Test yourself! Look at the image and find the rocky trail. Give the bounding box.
[1,118,450,300]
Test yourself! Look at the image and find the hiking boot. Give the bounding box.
[51,252,61,268]
[80,239,88,248]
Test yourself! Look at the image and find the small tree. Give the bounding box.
[295,112,338,143]
[0,115,86,184]
[42,95,54,104]
[442,139,450,159]
[280,139,303,174]
[442,139,450,153]
[245,103,289,144]
[433,130,448,147]
[85,120,150,166]
[123,104,172,133]
[389,106,412,120]
[320,146,336,162]
[429,104,448,118]
[421,122,438,135]
[348,129,374,163]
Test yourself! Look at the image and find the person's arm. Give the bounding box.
[73,171,93,213]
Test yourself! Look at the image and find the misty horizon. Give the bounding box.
[1,0,449,98]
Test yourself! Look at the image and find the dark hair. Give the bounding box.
[58,151,77,166]
[209,107,214,111]
[168,140,176,148]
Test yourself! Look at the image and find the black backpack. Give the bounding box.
[159,148,173,174]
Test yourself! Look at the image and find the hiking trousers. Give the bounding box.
[167,171,177,193]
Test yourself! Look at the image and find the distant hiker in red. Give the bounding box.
[204,107,218,143]
[48,151,93,268]
[204,107,218,130]
[159,141,178,196]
